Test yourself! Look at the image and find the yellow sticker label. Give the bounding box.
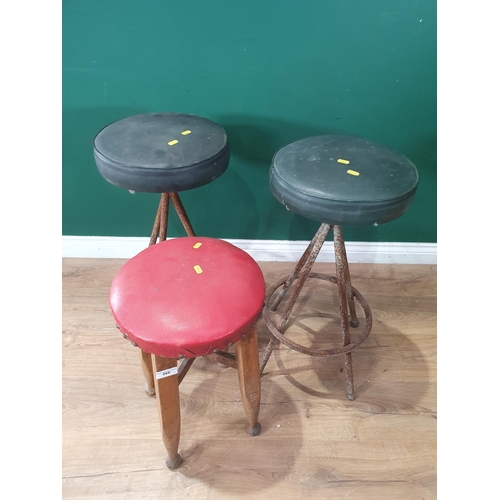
[181,130,192,135]
[193,265,203,274]
[193,242,202,249]
[347,169,360,176]
[168,139,179,146]
[337,158,350,164]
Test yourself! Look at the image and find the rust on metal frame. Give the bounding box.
[143,191,198,389]
[149,191,196,245]
[259,223,331,373]
[333,225,359,327]
[150,193,167,245]
[169,192,196,237]
[262,272,372,357]
[259,222,373,400]
[333,225,355,399]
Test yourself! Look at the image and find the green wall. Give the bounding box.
[63,0,436,243]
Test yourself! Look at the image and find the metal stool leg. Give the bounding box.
[149,191,196,244]
[333,226,359,328]
[259,225,327,372]
[333,225,355,400]
[259,223,331,373]
[170,192,196,237]
[269,224,327,312]
[149,193,170,245]
[260,222,372,399]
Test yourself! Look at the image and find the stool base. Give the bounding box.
[149,191,195,246]
[259,223,373,400]
[151,326,261,469]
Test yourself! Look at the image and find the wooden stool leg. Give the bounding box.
[142,193,171,396]
[152,355,183,469]
[140,350,156,396]
[236,326,261,436]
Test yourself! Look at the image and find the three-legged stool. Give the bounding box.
[259,134,419,400]
[94,112,230,395]
[94,112,229,243]
[110,237,266,469]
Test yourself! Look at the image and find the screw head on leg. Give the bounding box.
[350,318,360,328]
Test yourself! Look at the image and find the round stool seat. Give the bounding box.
[110,237,266,358]
[94,113,230,193]
[270,135,419,226]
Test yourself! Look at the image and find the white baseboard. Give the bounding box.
[62,236,436,264]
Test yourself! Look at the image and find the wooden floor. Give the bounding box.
[62,259,436,500]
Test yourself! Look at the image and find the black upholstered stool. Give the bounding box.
[94,112,230,243]
[259,134,419,400]
[94,112,230,395]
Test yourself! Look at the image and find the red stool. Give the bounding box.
[110,237,266,469]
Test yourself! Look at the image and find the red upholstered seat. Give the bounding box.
[110,237,266,358]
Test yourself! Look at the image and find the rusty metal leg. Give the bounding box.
[333,226,359,328]
[277,223,331,332]
[261,234,319,367]
[149,198,162,246]
[260,223,332,373]
[269,224,327,312]
[158,193,170,242]
[142,193,171,392]
[259,338,279,375]
[149,193,170,246]
[169,192,196,237]
[334,225,355,400]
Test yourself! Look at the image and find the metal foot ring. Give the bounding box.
[263,272,372,357]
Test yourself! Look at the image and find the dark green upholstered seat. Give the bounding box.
[270,135,418,226]
[94,113,230,193]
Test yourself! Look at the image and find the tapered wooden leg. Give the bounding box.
[152,355,183,469]
[142,195,171,396]
[140,350,155,396]
[236,326,261,436]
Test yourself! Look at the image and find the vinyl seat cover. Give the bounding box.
[110,237,266,358]
[94,113,230,193]
[270,135,419,226]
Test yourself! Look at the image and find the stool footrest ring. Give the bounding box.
[263,272,372,357]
